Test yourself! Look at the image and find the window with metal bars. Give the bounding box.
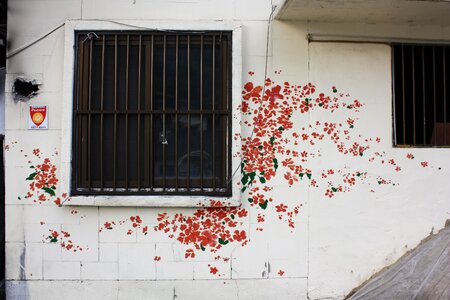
[72,31,232,196]
[393,44,450,146]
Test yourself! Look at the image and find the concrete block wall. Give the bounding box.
[4,1,450,299]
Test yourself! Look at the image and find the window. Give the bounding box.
[392,44,450,146]
[72,31,232,196]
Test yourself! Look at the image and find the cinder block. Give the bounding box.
[193,259,231,280]
[23,205,78,225]
[7,54,46,75]
[42,243,62,261]
[99,207,137,243]
[5,205,25,242]
[60,223,99,262]
[172,280,238,300]
[267,258,307,279]
[118,281,173,300]
[5,242,43,280]
[118,243,156,280]
[43,261,80,280]
[99,243,118,262]
[6,280,119,300]
[236,278,308,300]
[81,262,118,280]
[156,261,194,280]
[231,240,268,279]
[24,223,60,243]
[267,222,308,263]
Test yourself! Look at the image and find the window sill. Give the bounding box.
[62,195,241,207]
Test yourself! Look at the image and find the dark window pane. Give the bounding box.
[73,31,232,195]
[393,43,450,147]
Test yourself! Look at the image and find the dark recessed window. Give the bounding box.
[393,44,450,146]
[72,31,232,196]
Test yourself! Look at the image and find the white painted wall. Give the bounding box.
[5,1,450,299]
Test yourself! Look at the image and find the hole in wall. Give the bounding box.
[13,77,40,101]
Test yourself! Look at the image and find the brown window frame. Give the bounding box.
[392,43,450,147]
[72,31,232,196]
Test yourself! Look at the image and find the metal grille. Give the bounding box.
[72,31,232,196]
[393,44,450,146]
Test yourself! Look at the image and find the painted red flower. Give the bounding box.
[232,230,247,242]
[185,249,195,259]
[209,266,219,275]
[242,82,263,101]
[265,85,284,101]
[275,204,288,213]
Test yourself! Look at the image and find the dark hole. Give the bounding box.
[13,78,39,98]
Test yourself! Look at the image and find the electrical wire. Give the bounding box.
[6,23,65,59]
[6,19,239,59]
[228,4,277,187]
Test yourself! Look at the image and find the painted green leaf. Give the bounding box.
[249,172,256,183]
[273,158,278,170]
[43,187,56,196]
[248,198,253,203]
[26,172,37,180]
[200,244,206,251]
[258,145,263,149]
[218,238,229,245]
[29,166,34,169]
[270,137,275,146]
[230,214,235,220]
[331,187,338,192]
[278,126,284,131]
[49,237,58,243]
[17,196,21,200]
[359,152,363,156]
[259,177,266,184]
[241,174,249,185]
[319,103,323,107]
[259,200,268,210]
[306,173,312,180]
[299,173,304,178]
[241,186,247,192]
[51,186,56,190]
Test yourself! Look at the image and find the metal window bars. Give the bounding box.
[393,44,450,147]
[72,31,232,196]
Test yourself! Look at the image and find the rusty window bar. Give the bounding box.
[72,31,232,196]
[393,43,450,147]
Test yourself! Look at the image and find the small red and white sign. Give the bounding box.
[29,105,48,129]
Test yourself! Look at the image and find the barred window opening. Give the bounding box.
[393,44,450,147]
[72,31,232,196]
